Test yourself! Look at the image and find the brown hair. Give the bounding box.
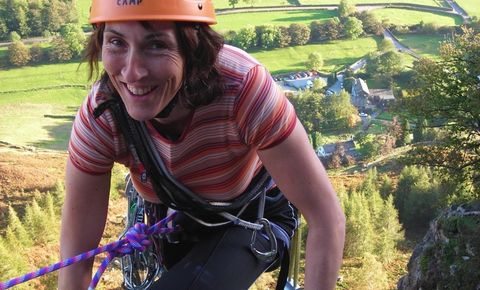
[84,22,225,108]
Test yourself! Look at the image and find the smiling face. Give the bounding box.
[102,21,184,121]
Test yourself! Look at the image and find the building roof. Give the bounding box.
[357,78,370,94]
[369,89,395,100]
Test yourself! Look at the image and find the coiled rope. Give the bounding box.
[0,212,178,290]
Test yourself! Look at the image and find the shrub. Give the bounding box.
[29,44,46,64]
[48,36,73,61]
[8,41,31,66]
[9,31,21,42]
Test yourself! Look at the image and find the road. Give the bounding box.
[444,0,470,21]
[383,28,420,59]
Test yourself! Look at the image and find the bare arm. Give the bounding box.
[58,159,111,290]
[258,121,345,290]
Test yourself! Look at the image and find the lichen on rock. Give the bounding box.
[397,201,480,290]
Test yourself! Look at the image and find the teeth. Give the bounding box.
[126,84,154,96]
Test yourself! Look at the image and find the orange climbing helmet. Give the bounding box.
[89,0,216,25]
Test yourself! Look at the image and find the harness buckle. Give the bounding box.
[250,218,278,263]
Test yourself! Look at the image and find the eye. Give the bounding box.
[149,41,167,50]
[109,38,125,47]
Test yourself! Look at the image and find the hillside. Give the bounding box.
[0,143,127,289]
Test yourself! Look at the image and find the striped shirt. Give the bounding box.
[68,45,297,203]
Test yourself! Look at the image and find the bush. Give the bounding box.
[29,44,46,64]
[9,31,21,42]
[8,41,31,66]
[48,37,73,61]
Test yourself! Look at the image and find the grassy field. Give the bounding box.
[371,8,464,26]
[214,0,293,9]
[395,34,444,58]
[215,9,336,32]
[251,36,380,74]
[299,0,442,5]
[454,0,480,17]
[76,0,93,30]
[0,62,89,149]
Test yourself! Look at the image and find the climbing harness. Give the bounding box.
[93,85,291,289]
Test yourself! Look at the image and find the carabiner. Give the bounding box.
[250,218,278,263]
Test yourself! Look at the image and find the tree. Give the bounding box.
[59,23,86,58]
[0,19,8,41]
[49,36,73,61]
[289,90,325,134]
[312,78,327,92]
[338,0,356,18]
[356,133,381,162]
[277,26,291,48]
[321,90,358,130]
[4,0,29,37]
[27,0,45,37]
[288,23,310,46]
[306,52,323,72]
[8,40,30,66]
[322,17,343,40]
[356,10,383,35]
[309,20,323,42]
[402,27,480,197]
[366,50,403,81]
[256,25,280,49]
[343,190,375,257]
[9,30,20,41]
[394,166,443,229]
[228,0,239,8]
[41,0,62,32]
[234,26,256,50]
[343,16,364,40]
[29,43,45,63]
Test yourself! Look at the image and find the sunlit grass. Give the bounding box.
[395,34,444,59]
[215,9,336,32]
[372,8,464,26]
[0,88,84,150]
[251,36,380,74]
[454,0,480,17]
[214,0,292,9]
[299,0,441,5]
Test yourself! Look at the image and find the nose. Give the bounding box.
[121,50,148,82]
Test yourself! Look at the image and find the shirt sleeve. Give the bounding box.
[234,65,297,150]
[68,84,118,174]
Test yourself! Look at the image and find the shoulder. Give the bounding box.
[217,44,261,77]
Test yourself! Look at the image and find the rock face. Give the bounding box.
[398,201,480,290]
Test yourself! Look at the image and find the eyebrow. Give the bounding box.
[104,28,169,41]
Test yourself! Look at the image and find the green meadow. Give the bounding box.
[251,36,380,74]
[214,0,292,9]
[371,8,464,26]
[395,34,445,58]
[454,0,480,17]
[0,62,89,149]
[77,0,92,29]
[215,9,336,32]
[299,0,441,6]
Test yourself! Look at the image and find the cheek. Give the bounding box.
[101,50,121,75]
